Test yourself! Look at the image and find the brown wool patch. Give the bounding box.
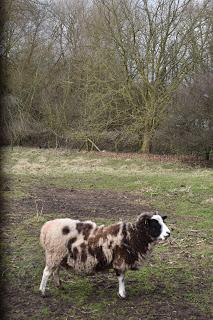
[67,237,77,254]
[109,241,113,249]
[72,247,78,260]
[76,222,93,240]
[107,224,120,236]
[80,243,88,263]
[60,255,68,267]
[89,224,121,246]
[112,223,141,268]
[62,226,70,235]
[92,246,108,271]
[76,222,84,233]
[127,223,150,257]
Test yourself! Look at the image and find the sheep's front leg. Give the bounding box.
[115,270,126,298]
[39,266,52,296]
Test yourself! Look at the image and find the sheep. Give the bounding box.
[39,212,170,298]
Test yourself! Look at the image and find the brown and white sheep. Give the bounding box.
[39,212,170,298]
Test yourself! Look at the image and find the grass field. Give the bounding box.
[1,147,213,320]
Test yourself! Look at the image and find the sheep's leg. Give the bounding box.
[39,266,53,296]
[115,270,126,298]
[118,273,126,298]
[53,267,61,288]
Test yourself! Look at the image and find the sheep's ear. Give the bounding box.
[162,215,167,221]
[137,213,152,225]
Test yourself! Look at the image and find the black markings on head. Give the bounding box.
[62,226,70,235]
[136,213,162,240]
[148,219,162,238]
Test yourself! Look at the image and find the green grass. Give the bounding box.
[3,147,212,234]
[1,147,213,319]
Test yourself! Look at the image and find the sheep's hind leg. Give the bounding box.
[39,266,53,296]
[53,267,61,288]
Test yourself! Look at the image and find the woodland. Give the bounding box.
[1,0,213,158]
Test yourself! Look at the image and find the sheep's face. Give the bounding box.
[148,214,170,241]
[137,212,171,241]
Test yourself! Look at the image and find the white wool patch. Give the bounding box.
[73,233,85,248]
[114,223,124,245]
[102,242,113,263]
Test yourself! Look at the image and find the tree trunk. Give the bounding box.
[205,148,211,161]
[140,131,152,153]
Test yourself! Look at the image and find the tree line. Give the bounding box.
[1,0,213,158]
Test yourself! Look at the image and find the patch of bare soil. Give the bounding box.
[6,186,151,223]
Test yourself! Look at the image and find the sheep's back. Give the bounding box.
[40,218,80,252]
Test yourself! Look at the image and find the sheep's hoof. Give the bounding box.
[54,279,62,288]
[56,284,64,290]
[118,292,127,299]
[40,290,48,298]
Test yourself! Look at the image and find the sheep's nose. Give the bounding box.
[166,231,170,238]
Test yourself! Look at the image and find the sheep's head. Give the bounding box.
[136,212,171,241]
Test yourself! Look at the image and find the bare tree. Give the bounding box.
[94,0,211,152]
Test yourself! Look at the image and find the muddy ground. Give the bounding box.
[1,185,212,320]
